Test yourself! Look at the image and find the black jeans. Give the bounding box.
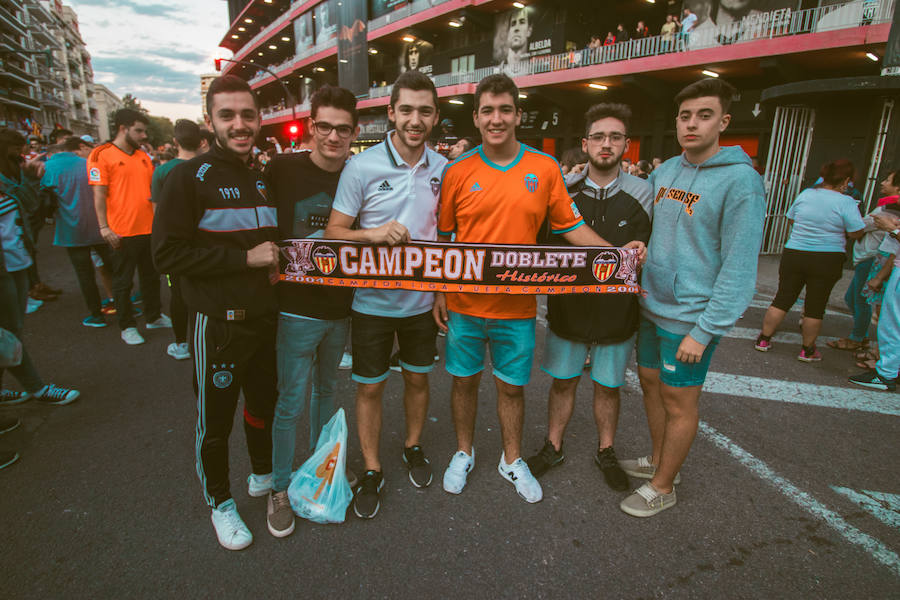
[0,269,43,393]
[66,244,113,318]
[189,312,277,507]
[110,234,161,330]
[169,275,188,344]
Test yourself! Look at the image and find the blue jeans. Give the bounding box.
[0,269,43,393]
[845,258,874,342]
[272,313,349,492]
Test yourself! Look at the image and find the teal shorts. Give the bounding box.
[636,318,719,388]
[445,311,535,386]
[540,329,635,388]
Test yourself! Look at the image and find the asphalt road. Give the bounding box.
[2,236,899,599]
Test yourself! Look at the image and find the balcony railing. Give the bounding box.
[367,0,453,33]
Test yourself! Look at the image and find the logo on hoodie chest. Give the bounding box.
[655,187,701,216]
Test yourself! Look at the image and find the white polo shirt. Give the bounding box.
[332,131,447,317]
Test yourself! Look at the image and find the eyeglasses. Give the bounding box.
[586,133,627,144]
[312,121,354,138]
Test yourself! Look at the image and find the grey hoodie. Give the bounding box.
[640,146,765,345]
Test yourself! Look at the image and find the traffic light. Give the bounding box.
[214,58,223,71]
[286,121,301,147]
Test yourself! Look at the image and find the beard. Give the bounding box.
[589,152,621,173]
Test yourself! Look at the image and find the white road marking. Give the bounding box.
[831,487,900,531]
[624,370,900,416]
[698,421,900,577]
[727,326,837,345]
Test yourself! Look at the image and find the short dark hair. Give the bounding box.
[62,136,86,152]
[474,73,519,111]
[458,137,475,151]
[583,103,632,136]
[49,128,72,144]
[674,78,737,113]
[205,74,257,116]
[561,147,588,169]
[819,159,855,187]
[114,108,149,131]
[173,119,201,151]
[884,168,900,187]
[311,85,359,127]
[389,70,438,110]
[199,129,215,148]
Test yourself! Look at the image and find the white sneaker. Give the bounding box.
[247,472,273,497]
[338,352,352,370]
[146,314,173,329]
[498,452,543,503]
[210,499,252,550]
[121,327,145,345]
[442,448,474,494]
[167,342,191,360]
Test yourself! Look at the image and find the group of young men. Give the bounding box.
[151,70,764,550]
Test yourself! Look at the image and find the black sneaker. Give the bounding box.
[526,439,565,478]
[0,416,20,435]
[595,446,630,491]
[402,445,433,488]
[353,470,384,519]
[848,370,897,391]
[0,450,19,470]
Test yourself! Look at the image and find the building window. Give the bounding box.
[451,54,474,74]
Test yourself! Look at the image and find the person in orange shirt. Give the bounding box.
[90,108,171,345]
[433,74,645,504]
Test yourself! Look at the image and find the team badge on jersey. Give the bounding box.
[256,180,268,201]
[89,167,101,182]
[430,177,440,196]
[592,251,619,283]
[524,173,539,193]
[313,246,338,275]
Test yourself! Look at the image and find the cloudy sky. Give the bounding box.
[70,0,231,122]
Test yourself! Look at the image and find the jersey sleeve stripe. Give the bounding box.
[551,220,584,235]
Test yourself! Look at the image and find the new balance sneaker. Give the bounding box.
[247,472,273,497]
[146,314,173,329]
[442,449,474,494]
[0,390,29,405]
[525,439,565,478]
[353,470,384,519]
[498,453,542,503]
[121,327,145,345]
[620,482,677,517]
[82,315,107,328]
[754,335,771,352]
[210,499,252,550]
[338,352,352,370]
[0,416,21,435]
[848,370,897,392]
[402,445,433,487]
[32,384,80,406]
[595,446,629,491]
[618,455,681,485]
[167,342,191,360]
[0,450,19,470]
[797,347,822,362]
[267,490,295,538]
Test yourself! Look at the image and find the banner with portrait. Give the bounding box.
[399,39,433,76]
[315,0,337,44]
[492,4,554,76]
[370,0,408,20]
[293,11,314,55]
[279,240,642,296]
[337,0,369,96]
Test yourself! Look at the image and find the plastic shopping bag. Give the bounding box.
[287,408,352,524]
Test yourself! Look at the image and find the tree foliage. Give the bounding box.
[110,94,175,147]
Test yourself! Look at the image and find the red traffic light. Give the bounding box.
[288,123,299,135]
[285,121,302,142]
[214,58,223,71]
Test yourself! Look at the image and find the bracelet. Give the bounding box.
[100,226,110,230]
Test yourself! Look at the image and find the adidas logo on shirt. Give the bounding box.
[378,180,393,191]
[470,182,482,192]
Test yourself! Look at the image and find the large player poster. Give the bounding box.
[337,0,369,95]
[399,39,433,76]
[492,5,554,76]
[293,11,314,55]
[315,0,337,44]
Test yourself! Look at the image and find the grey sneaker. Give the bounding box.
[618,455,681,485]
[146,314,173,329]
[620,482,677,517]
[267,490,295,538]
[247,472,273,497]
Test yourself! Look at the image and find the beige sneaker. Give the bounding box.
[618,455,681,485]
[267,490,295,538]
[620,482,677,517]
